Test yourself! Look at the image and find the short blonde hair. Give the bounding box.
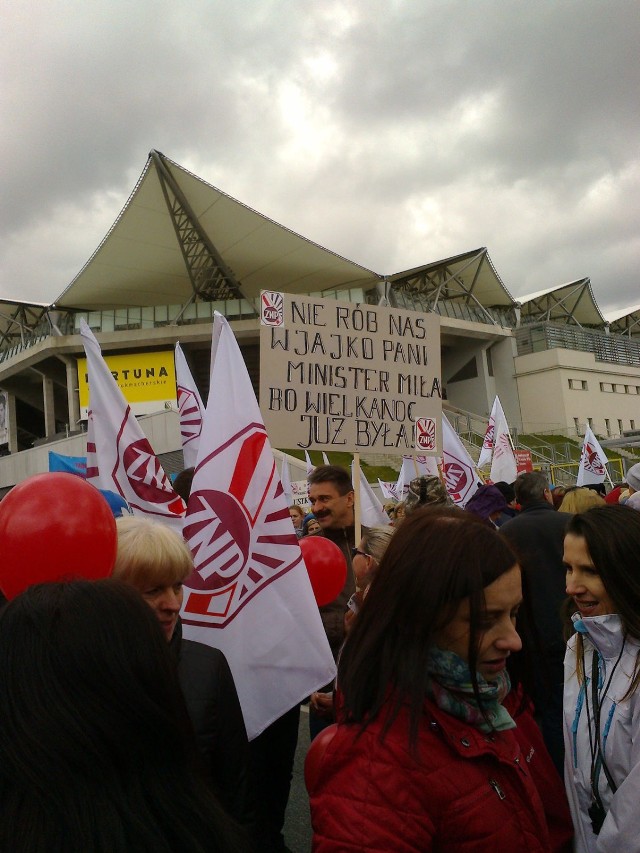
[559,487,606,515]
[361,526,395,564]
[113,516,193,588]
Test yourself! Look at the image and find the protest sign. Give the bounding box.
[259,292,441,454]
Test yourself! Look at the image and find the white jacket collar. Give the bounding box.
[571,612,628,660]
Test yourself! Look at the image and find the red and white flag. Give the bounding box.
[175,342,205,470]
[577,425,609,486]
[478,395,506,469]
[395,454,438,498]
[80,320,186,530]
[489,406,517,485]
[442,415,482,507]
[180,312,335,739]
[378,479,400,501]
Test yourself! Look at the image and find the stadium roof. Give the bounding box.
[389,247,516,308]
[606,304,640,338]
[518,279,605,327]
[0,299,49,351]
[54,151,382,311]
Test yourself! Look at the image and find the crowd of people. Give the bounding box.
[2,459,640,851]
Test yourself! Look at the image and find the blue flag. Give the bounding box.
[48,452,87,477]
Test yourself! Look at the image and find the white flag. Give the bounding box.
[378,479,398,501]
[489,407,517,485]
[304,450,315,476]
[180,312,335,739]
[280,456,293,505]
[478,396,507,469]
[175,342,205,469]
[80,320,186,529]
[352,463,390,527]
[442,415,482,507]
[576,425,609,486]
[322,452,330,465]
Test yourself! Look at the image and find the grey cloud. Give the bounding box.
[1,0,638,313]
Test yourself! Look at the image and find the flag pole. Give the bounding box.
[353,452,362,545]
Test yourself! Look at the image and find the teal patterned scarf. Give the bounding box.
[426,647,516,733]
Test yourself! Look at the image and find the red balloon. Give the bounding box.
[304,723,338,793]
[0,473,117,600]
[299,536,347,607]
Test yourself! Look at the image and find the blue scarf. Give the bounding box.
[426,647,516,733]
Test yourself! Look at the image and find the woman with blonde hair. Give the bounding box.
[112,516,253,833]
[559,487,605,515]
[348,525,395,617]
[289,504,306,538]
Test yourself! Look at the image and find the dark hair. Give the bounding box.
[307,464,353,495]
[338,507,518,749]
[566,506,640,642]
[551,485,567,511]
[173,466,195,502]
[494,481,515,504]
[0,580,245,853]
[514,471,549,506]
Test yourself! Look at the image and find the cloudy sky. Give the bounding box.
[2,1,638,315]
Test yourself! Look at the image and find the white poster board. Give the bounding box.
[259,292,441,454]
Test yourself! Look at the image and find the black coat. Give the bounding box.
[171,624,254,831]
[317,525,358,659]
[500,501,572,656]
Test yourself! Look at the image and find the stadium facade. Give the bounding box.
[1,151,638,488]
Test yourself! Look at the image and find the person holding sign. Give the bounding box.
[307,465,360,738]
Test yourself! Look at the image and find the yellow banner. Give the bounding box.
[77,350,176,408]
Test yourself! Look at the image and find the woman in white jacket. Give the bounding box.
[563,505,640,853]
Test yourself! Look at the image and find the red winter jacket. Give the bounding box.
[307,692,572,853]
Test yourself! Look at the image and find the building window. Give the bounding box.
[574,417,580,436]
[618,419,624,434]
[486,347,494,377]
[448,356,478,383]
[600,382,614,392]
[605,419,611,436]
[587,418,593,430]
[569,379,588,390]
[632,420,637,431]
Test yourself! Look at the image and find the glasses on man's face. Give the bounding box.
[351,547,369,559]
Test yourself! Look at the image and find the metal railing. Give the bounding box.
[516,323,640,367]
[549,458,624,487]
[0,286,377,364]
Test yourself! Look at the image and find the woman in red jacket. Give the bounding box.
[307,506,573,853]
